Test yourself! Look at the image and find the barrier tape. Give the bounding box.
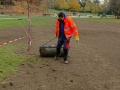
[0,36,28,47]
[21,24,31,41]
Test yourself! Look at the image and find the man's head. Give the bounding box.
[58,12,65,20]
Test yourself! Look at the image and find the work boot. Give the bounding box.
[64,60,68,64]
[63,49,68,64]
[54,55,58,60]
[54,55,57,60]
[63,56,68,64]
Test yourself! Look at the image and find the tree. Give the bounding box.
[54,0,67,10]
[13,0,37,4]
[85,1,91,12]
[12,0,45,13]
[0,0,13,5]
[39,0,48,13]
[33,0,42,13]
[78,0,87,15]
[108,0,120,18]
[12,1,25,14]
[68,1,81,11]
[78,0,87,8]
[93,0,100,6]
[100,0,109,12]
[91,5,101,14]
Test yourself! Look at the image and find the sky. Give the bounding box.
[100,0,104,4]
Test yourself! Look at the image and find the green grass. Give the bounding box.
[0,42,36,81]
[0,15,119,29]
[0,45,24,81]
[0,15,55,29]
[0,14,28,29]
[75,18,120,23]
[30,15,55,26]
[0,19,27,29]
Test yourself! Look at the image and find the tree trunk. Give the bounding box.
[117,15,120,19]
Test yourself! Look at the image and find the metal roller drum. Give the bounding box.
[39,45,64,57]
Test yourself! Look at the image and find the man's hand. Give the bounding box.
[75,37,79,43]
[56,35,58,38]
[55,34,58,38]
[75,38,79,43]
[76,40,79,43]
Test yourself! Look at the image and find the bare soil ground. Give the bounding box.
[0,19,120,90]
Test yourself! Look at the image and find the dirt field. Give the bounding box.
[0,18,120,90]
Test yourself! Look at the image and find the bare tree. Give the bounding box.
[93,0,100,5]
[108,0,120,18]
[78,0,87,7]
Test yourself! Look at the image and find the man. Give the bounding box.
[54,12,79,64]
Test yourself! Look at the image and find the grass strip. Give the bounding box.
[0,45,24,81]
[75,18,120,23]
[0,15,55,29]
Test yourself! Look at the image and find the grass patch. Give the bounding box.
[1,15,119,29]
[0,45,25,81]
[75,18,120,23]
[0,18,28,29]
[0,15,55,29]
[27,15,55,26]
[30,15,55,26]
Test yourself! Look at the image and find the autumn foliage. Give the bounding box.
[0,0,105,14]
[12,0,37,4]
[68,1,81,11]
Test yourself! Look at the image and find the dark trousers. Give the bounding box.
[56,36,70,60]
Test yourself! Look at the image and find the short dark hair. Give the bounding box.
[58,12,65,17]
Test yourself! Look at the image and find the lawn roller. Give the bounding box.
[39,37,64,57]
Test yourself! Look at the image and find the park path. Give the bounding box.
[0,19,120,90]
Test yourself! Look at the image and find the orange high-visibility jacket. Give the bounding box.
[55,15,79,40]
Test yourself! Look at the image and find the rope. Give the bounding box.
[19,20,32,51]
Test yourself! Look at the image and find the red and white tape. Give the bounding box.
[0,36,28,47]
